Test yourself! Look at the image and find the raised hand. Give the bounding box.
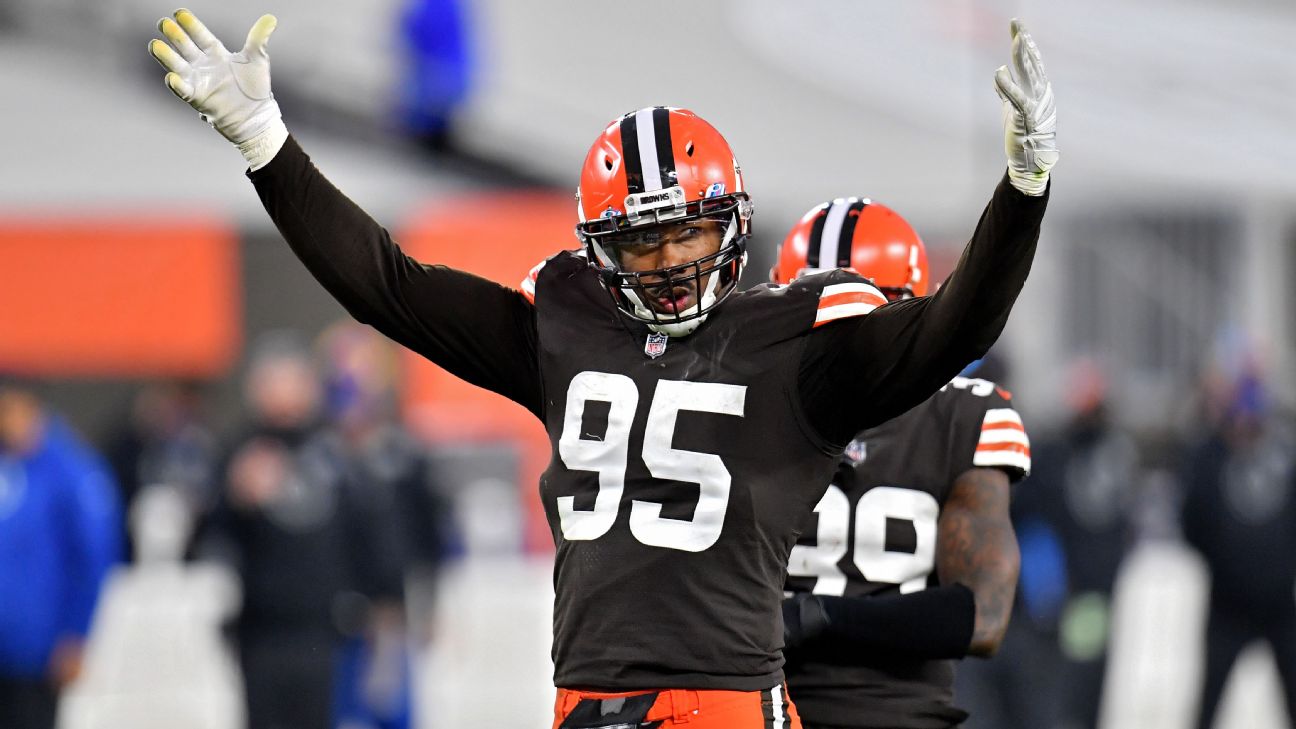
[149,9,287,168]
[995,19,1058,196]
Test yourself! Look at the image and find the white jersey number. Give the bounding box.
[557,372,746,553]
[946,376,996,397]
[787,484,939,595]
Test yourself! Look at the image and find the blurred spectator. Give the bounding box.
[1024,361,1139,729]
[194,334,394,729]
[318,321,449,575]
[0,376,123,729]
[400,0,473,148]
[106,380,217,561]
[317,321,452,729]
[1181,367,1296,729]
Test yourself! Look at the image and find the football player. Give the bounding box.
[772,201,1030,729]
[148,12,1056,728]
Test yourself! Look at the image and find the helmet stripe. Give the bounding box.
[650,106,677,190]
[620,112,645,194]
[805,203,830,268]
[635,108,663,191]
[620,107,679,195]
[835,199,869,268]
[816,199,853,273]
[630,107,677,193]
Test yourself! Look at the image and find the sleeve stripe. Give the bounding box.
[973,449,1032,474]
[819,290,888,311]
[980,407,1029,451]
[983,408,1023,426]
[519,260,545,304]
[821,281,887,300]
[813,281,888,325]
[814,301,882,327]
[976,441,1031,455]
[975,407,1030,475]
[978,429,1031,447]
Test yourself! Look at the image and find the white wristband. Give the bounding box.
[238,118,289,171]
[1007,168,1049,197]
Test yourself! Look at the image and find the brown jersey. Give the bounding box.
[785,380,1029,727]
[247,136,1048,691]
[536,252,895,690]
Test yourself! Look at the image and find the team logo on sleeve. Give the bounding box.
[644,332,669,359]
[844,438,868,464]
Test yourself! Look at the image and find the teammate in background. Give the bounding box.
[771,203,1029,729]
[148,12,1056,728]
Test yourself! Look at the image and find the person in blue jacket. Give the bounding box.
[0,376,123,729]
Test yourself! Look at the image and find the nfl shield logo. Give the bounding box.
[644,332,669,359]
[844,439,867,464]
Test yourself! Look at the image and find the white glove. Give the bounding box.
[995,19,1058,196]
[149,9,287,170]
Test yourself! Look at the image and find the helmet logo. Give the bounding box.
[704,182,726,199]
[600,207,620,219]
[644,332,669,359]
[624,186,686,220]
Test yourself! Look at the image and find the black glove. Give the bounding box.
[782,593,831,650]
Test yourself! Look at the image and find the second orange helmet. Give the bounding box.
[772,198,928,300]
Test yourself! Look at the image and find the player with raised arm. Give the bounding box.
[772,201,1030,729]
[147,12,1055,728]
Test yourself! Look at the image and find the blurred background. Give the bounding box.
[1,0,1295,728]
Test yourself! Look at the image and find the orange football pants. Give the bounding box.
[553,684,801,729]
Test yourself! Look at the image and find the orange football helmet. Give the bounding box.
[575,107,752,337]
[771,198,928,301]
